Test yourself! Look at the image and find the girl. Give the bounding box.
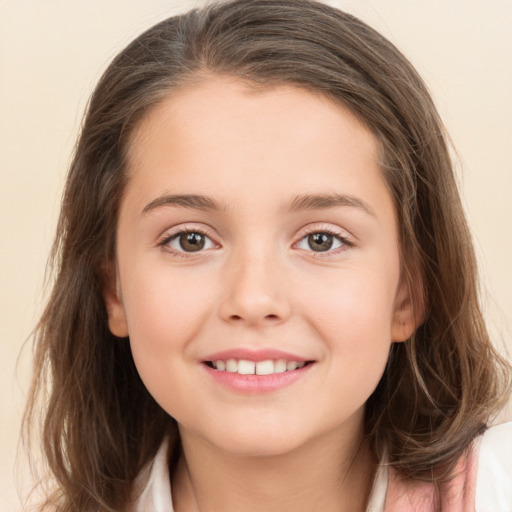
[23,0,512,510]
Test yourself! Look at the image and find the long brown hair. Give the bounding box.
[23,0,511,510]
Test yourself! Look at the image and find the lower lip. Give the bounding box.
[202,363,314,394]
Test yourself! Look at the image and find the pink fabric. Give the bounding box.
[384,441,480,511]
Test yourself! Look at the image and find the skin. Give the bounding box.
[105,76,419,512]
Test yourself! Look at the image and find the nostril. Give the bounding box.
[229,313,279,322]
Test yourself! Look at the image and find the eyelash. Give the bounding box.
[297,225,353,257]
[157,225,353,258]
[157,227,217,259]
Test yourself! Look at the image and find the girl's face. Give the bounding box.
[105,76,418,457]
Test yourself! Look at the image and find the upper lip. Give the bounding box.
[202,348,311,363]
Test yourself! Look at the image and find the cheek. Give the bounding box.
[302,266,398,339]
[120,276,209,419]
[118,266,216,392]
[122,264,211,338]
[299,264,398,392]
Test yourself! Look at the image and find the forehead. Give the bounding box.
[127,75,378,172]
[122,76,394,225]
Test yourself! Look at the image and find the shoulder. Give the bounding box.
[475,421,512,511]
[376,421,512,512]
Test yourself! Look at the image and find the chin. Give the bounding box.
[196,415,321,459]
[217,432,305,458]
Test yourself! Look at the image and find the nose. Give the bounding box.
[218,249,292,327]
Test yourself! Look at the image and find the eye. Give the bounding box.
[161,229,216,253]
[296,230,349,253]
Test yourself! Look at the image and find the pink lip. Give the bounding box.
[202,362,314,394]
[202,348,310,363]
[200,348,316,394]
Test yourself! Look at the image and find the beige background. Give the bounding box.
[1,0,511,509]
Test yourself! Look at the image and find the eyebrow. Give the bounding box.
[141,192,375,217]
[142,194,228,215]
[282,193,375,216]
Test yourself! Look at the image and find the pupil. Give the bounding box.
[308,233,333,252]
[180,232,205,252]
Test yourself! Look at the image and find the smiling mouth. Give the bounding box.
[203,359,314,376]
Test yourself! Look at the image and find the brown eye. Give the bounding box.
[296,230,347,254]
[307,233,334,252]
[163,230,215,253]
[178,232,206,252]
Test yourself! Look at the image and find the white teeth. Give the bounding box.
[255,360,274,375]
[209,358,308,375]
[238,360,256,375]
[274,359,287,373]
[226,359,237,373]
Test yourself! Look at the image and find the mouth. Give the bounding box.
[203,358,314,375]
[201,351,316,393]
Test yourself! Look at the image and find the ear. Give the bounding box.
[102,264,129,338]
[390,273,425,343]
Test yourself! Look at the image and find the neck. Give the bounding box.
[171,419,376,512]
